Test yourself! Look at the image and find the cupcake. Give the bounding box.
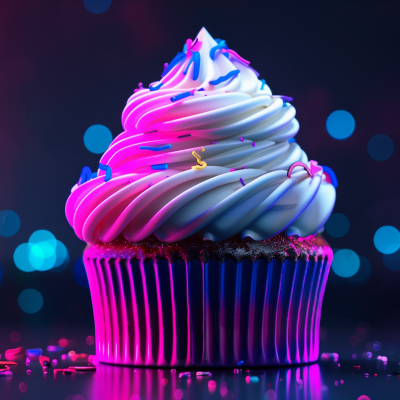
[66,27,336,367]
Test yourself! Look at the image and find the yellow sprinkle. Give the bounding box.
[192,151,201,161]
[191,151,207,170]
[192,161,207,170]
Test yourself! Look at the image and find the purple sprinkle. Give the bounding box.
[177,134,191,138]
[230,168,235,172]
[272,95,293,102]
[252,142,256,147]
[211,141,219,144]
[240,137,244,142]
[243,166,246,169]
[240,178,245,186]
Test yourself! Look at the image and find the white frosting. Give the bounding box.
[65,28,336,244]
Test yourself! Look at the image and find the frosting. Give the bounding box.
[65,27,336,245]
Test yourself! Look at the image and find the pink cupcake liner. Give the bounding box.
[84,249,332,367]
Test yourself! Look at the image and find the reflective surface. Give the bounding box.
[2,356,400,400]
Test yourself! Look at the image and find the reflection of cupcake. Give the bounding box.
[66,28,336,367]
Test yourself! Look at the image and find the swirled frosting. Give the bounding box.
[66,27,336,245]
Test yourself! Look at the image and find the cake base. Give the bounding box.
[84,234,332,367]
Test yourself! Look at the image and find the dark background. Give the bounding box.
[1,0,400,361]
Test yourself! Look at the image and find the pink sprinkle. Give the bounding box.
[230,168,235,172]
[222,49,250,65]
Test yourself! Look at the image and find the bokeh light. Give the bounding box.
[10,331,21,343]
[367,134,394,161]
[14,231,69,273]
[14,243,36,272]
[326,110,355,140]
[332,249,360,278]
[19,382,28,393]
[383,249,400,271]
[18,289,43,314]
[348,256,372,284]
[374,226,400,254]
[0,210,20,237]
[86,336,95,345]
[83,124,113,154]
[52,240,70,272]
[73,257,89,288]
[325,213,350,238]
[83,0,112,14]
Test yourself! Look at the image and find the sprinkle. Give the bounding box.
[288,138,296,143]
[183,51,200,80]
[320,165,338,187]
[197,88,205,92]
[221,49,250,65]
[26,349,42,358]
[191,151,207,170]
[171,91,193,102]
[209,70,240,86]
[209,40,228,60]
[78,166,92,185]
[149,82,163,91]
[202,147,205,152]
[151,164,168,170]
[196,371,212,376]
[260,79,266,90]
[148,182,153,187]
[162,63,168,75]
[240,137,244,142]
[139,144,172,151]
[98,163,112,182]
[252,142,256,147]
[240,178,246,186]
[178,134,191,138]
[238,361,244,366]
[272,95,293,102]
[211,141,219,144]
[230,168,235,172]
[134,82,144,93]
[68,366,96,371]
[287,162,313,179]
[162,52,186,77]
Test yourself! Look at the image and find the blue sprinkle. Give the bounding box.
[320,165,338,188]
[171,92,192,102]
[288,138,296,143]
[98,163,112,182]
[151,164,168,170]
[240,178,246,186]
[238,360,244,366]
[139,144,172,151]
[79,166,92,185]
[209,70,240,86]
[183,51,200,80]
[162,52,186,77]
[210,40,228,60]
[26,348,42,357]
[149,82,163,91]
[91,171,98,178]
[197,88,205,92]
[260,79,266,90]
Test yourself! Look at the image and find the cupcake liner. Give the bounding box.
[84,252,331,367]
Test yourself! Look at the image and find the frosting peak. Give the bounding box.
[66,28,336,245]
